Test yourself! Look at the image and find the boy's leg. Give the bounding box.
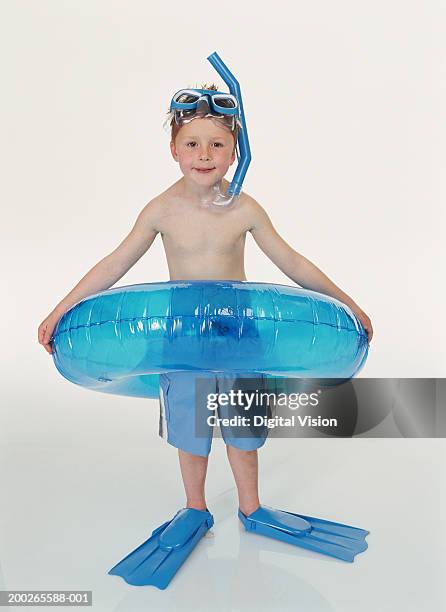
[226,445,260,516]
[178,449,209,511]
[216,373,269,515]
[159,371,218,509]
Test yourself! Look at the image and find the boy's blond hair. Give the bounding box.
[168,83,240,149]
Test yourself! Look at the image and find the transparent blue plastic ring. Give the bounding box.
[51,281,368,399]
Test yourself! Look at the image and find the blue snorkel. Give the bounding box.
[206,51,251,204]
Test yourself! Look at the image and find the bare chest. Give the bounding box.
[158,204,247,257]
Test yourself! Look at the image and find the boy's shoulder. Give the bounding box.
[138,184,179,215]
[239,191,264,212]
[238,191,272,231]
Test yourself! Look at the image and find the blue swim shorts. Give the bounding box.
[159,371,270,457]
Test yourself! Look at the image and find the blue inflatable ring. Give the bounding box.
[51,280,368,399]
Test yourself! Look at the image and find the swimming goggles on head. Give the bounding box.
[167,88,240,131]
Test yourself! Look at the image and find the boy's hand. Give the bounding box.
[350,306,373,344]
[38,312,62,355]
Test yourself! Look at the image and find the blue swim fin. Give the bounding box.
[238,505,369,563]
[109,508,214,589]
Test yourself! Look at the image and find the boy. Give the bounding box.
[38,85,372,588]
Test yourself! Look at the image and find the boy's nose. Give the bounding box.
[199,148,211,160]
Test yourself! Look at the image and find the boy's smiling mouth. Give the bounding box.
[194,167,215,173]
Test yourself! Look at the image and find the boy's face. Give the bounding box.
[170,118,236,187]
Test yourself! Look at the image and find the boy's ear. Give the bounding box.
[170,141,179,162]
[229,147,236,166]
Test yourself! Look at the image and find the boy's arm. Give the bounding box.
[51,199,160,318]
[247,197,373,341]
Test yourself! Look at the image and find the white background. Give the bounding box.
[1,2,445,610]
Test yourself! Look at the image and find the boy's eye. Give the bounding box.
[186,141,197,147]
[212,142,223,147]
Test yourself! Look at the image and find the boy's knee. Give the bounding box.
[226,444,259,456]
[178,448,210,461]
